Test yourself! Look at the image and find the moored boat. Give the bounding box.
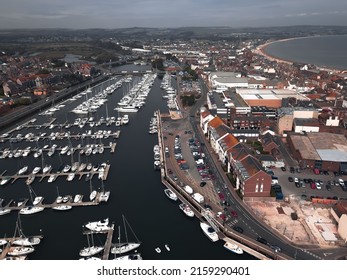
[79,246,103,257]
[52,205,72,211]
[85,218,112,232]
[164,188,178,201]
[7,246,35,256]
[19,206,45,215]
[18,166,28,175]
[200,222,219,242]
[13,237,41,246]
[179,203,195,218]
[223,241,243,255]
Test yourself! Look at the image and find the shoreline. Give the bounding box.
[255,35,347,74]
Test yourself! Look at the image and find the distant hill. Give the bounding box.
[0,25,346,42]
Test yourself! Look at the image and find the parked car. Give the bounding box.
[230,210,238,217]
[233,226,244,234]
[288,177,294,182]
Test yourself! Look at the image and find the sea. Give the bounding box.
[263,34,347,71]
[0,64,256,260]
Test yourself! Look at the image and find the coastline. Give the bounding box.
[255,36,347,74]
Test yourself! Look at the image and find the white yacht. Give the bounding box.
[7,246,35,256]
[99,191,110,202]
[32,166,41,174]
[164,188,178,201]
[73,194,83,203]
[90,190,97,201]
[223,241,243,255]
[66,173,75,181]
[79,246,104,257]
[13,237,41,246]
[200,222,219,242]
[32,196,43,205]
[179,203,194,218]
[63,165,71,173]
[42,164,52,174]
[25,175,35,185]
[19,206,45,215]
[85,218,112,232]
[52,205,72,211]
[0,208,11,216]
[121,114,129,124]
[47,174,57,183]
[18,166,28,175]
[0,177,11,186]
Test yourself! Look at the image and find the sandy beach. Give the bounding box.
[254,36,346,74]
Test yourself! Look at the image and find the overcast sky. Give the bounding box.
[1,0,347,29]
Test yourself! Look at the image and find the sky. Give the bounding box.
[0,0,347,29]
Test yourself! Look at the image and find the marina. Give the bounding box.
[0,64,255,260]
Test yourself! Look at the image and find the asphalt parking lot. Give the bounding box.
[272,167,347,200]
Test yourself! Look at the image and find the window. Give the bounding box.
[255,183,259,192]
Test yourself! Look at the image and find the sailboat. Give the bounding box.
[111,215,141,255]
[19,185,44,215]
[89,178,97,201]
[79,232,103,257]
[8,214,39,256]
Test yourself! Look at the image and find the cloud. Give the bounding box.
[0,0,346,29]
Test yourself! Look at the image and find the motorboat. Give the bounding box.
[19,206,45,215]
[85,218,112,232]
[164,188,178,201]
[223,241,243,254]
[73,194,83,203]
[42,164,52,174]
[121,114,129,124]
[52,205,72,211]
[0,208,11,216]
[62,165,71,173]
[78,163,87,172]
[0,239,8,246]
[66,173,75,181]
[179,203,195,218]
[32,196,43,205]
[13,237,41,246]
[99,191,110,202]
[165,244,170,251]
[90,190,97,201]
[71,162,79,172]
[25,175,35,185]
[32,166,41,174]
[7,246,35,256]
[200,222,219,242]
[79,246,104,257]
[56,196,63,204]
[0,176,11,186]
[47,174,57,183]
[155,247,161,253]
[18,166,28,175]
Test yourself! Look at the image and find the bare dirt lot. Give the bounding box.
[246,198,342,247]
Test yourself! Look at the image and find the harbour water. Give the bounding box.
[0,64,255,260]
[263,34,347,70]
